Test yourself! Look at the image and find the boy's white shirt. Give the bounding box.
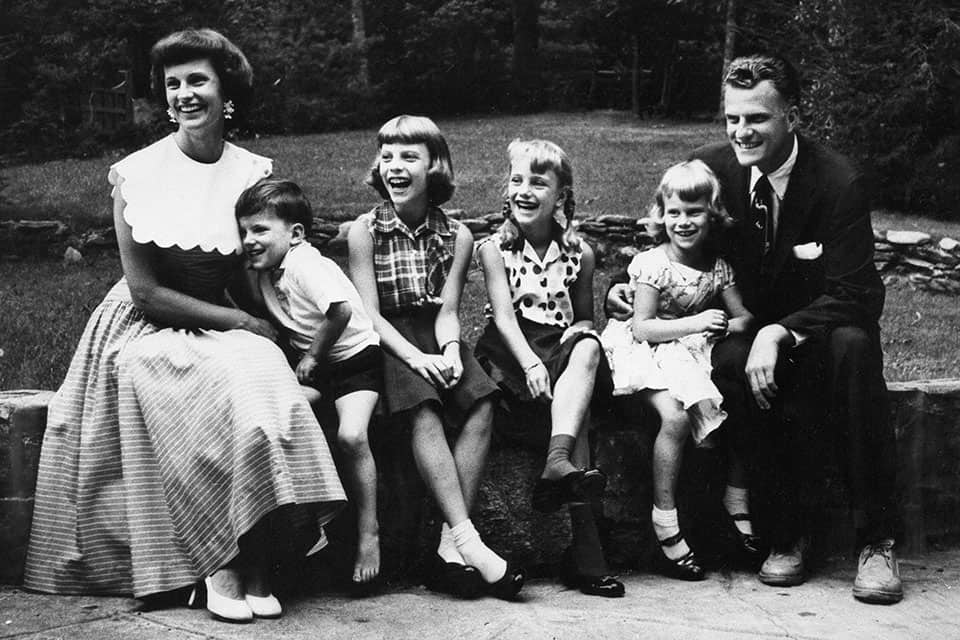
[259,242,379,362]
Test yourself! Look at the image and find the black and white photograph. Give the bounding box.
[1,1,959,638]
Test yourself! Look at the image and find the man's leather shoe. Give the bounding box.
[758,538,808,587]
[853,539,903,604]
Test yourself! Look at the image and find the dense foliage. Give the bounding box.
[753,0,960,217]
[0,0,958,217]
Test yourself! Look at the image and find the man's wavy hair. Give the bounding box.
[724,53,801,108]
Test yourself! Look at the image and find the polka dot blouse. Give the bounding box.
[484,232,583,327]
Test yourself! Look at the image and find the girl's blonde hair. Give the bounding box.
[646,159,733,250]
[499,138,581,252]
[365,115,456,206]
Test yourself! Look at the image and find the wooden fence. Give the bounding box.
[88,70,132,131]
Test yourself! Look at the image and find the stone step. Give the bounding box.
[3,381,960,586]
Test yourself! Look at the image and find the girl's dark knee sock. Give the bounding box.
[543,434,578,480]
[569,502,608,577]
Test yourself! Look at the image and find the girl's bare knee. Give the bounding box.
[658,410,690,441]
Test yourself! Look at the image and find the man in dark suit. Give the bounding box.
[607,54,902,604]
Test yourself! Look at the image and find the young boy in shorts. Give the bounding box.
[236,177,383,590]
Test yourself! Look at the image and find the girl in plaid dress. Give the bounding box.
[347,115,524,600]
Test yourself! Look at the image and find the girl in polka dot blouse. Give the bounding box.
[474,139,623,598]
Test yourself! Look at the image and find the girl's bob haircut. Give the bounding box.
[150,28,254,115]
[646,159,733,250]
[365,115,456,206]
[499,138,581,252]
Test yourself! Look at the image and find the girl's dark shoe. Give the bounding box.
[423,555,485,599]
[727,512,765,567]
[532,468,607,513]
[485,560,526,600]
[656,532,706,581]
[560,548,624,598]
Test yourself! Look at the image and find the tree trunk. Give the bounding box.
[718,0,738,120]
[631,33,641,116]
[511,0,540,106]
[350,0,370,91]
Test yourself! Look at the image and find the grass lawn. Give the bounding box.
[2,112,959,390]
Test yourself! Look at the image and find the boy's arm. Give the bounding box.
[296,301,351,383]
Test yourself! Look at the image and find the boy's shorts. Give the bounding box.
[300,344,384,401]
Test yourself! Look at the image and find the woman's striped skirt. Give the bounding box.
[23,281,346,597]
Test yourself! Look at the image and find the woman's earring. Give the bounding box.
[166,107,177,124]
[223,100,235,120]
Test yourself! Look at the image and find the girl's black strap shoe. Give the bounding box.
[486,560,525,600]
[657,532,706,581]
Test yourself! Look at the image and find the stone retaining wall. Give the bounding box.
[4,216,959,295]
[3,381,960,586]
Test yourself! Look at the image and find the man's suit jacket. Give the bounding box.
[691,136,885,341]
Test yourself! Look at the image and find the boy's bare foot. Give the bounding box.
[352,531,381,584]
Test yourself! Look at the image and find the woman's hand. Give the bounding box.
[605,283,635,321]
[524,361,552,401]
[236,313,278,341]
[296,353,320,384]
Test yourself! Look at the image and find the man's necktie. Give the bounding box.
[752,174,774,270]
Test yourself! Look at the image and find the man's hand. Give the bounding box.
[605,283,634,321]
[744,324,793,410]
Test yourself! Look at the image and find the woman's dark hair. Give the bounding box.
[150,28,254,114]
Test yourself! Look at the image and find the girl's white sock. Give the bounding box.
[722,485,754,535]
[437,522,465,564]
[652,505,690,561]
[451,519,506,583]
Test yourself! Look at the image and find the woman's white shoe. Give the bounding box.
[204,576,253,623]
[245,593,283,618]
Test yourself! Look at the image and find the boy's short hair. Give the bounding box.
[365,115,456,206]
[235,177,313,235]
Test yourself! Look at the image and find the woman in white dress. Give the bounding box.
[24,29,345,623]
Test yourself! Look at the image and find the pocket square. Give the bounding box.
[792,242,823,260]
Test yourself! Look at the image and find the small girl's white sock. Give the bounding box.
[722,485,753,535]
[437,522,465,565]
[652,505,690,561]
[451,519,506,583]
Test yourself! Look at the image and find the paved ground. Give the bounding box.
[2,548,959,640]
